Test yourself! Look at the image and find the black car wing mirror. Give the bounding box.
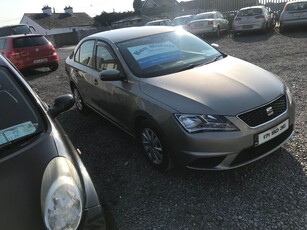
[48,94,74,118]
[100,69,125,81]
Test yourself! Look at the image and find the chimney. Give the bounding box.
[64,6,73,15]
[42,5,52,15]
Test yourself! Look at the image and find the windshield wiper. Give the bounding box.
[207,54,224,64]
[177,63,205,72]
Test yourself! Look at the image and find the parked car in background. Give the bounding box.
[145,19,172,26]
[186,11,229,37]
[223,10,238,31]
[65,26,295,171]
[0,24,35,37]
[0,34,58,71]
[279,0,307,32]
[232,5,275,36]
[172,15,194,28]
[0,55,110,229]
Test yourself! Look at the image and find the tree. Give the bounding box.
[133,0,142,14]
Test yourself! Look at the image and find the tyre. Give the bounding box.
[49,63,59,71]
[216,26,220,38]
[138,120,171,171]
[72,86,89,113]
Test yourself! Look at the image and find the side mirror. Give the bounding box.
[48,94,74,118]
[211,43,220,50]
[100,69,125,81]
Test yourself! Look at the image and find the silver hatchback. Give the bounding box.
[65,27,295,171]
[279,1,307,32]
[232,6,274,35]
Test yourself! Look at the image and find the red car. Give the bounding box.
[0,34,59,71]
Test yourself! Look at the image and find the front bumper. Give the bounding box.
[164,97,295,170]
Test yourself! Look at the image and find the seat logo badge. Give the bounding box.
[266,107,274,117]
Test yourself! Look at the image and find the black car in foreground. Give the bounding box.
[0,55,110,229]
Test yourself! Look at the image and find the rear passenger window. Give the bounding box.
[75,40,95,67]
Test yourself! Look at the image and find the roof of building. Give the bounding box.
[24,12,97,29]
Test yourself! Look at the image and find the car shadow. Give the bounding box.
[277,27,307,38]
[21,68,54,79]
[230,29,277,42]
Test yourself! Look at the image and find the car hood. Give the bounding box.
[139,56,285,115]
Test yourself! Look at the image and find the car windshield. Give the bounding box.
[0,68,44,149]
[13,35,49,48]
[195,13,214,20]
[172,16,191,25]
[286,2,307,11]
[116,30,222,78]
[238,8,262,16]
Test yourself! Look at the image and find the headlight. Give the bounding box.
[175,114,239,133]
[41,157,83,230]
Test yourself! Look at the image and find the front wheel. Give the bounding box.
[49,63,59,71]
[138,120,171,171]
[72,86,89,113]
[216,26,220,38]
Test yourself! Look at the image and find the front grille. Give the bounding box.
[238,95,287,127]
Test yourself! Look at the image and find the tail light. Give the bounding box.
[283,4,288,11]
[7,51,20,59]
[208,21,213,25]
[255,15,265,19]
[235,17,242,21]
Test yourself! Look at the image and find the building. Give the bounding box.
[20,6,99,36]
[20,6,101,47]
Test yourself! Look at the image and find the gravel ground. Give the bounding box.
[25,29,307,230]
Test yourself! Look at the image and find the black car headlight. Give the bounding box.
[175,114,239,133]
[41,157,83,230]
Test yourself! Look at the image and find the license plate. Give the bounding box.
[243,25,253,29]
[255,119,289,146]
[33,58,48,64]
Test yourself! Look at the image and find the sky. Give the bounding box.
[0,0,135,26]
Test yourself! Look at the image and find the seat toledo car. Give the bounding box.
[0,55,109,229]
[65,26,295,171]
[279,1,307,32]
[0,34,59,71]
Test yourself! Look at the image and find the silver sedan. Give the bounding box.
[65,26,295,171]
[186,11,229,37]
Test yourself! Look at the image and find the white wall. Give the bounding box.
[20,15,93,35]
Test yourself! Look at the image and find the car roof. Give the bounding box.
[239,5,265,11]
[286,0,307,4]
[173,15,193,19]
[196,11,218,16]
[2,34,43,39]
[87,26,177,43]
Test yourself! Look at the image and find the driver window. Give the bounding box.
[95,44,119,71]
